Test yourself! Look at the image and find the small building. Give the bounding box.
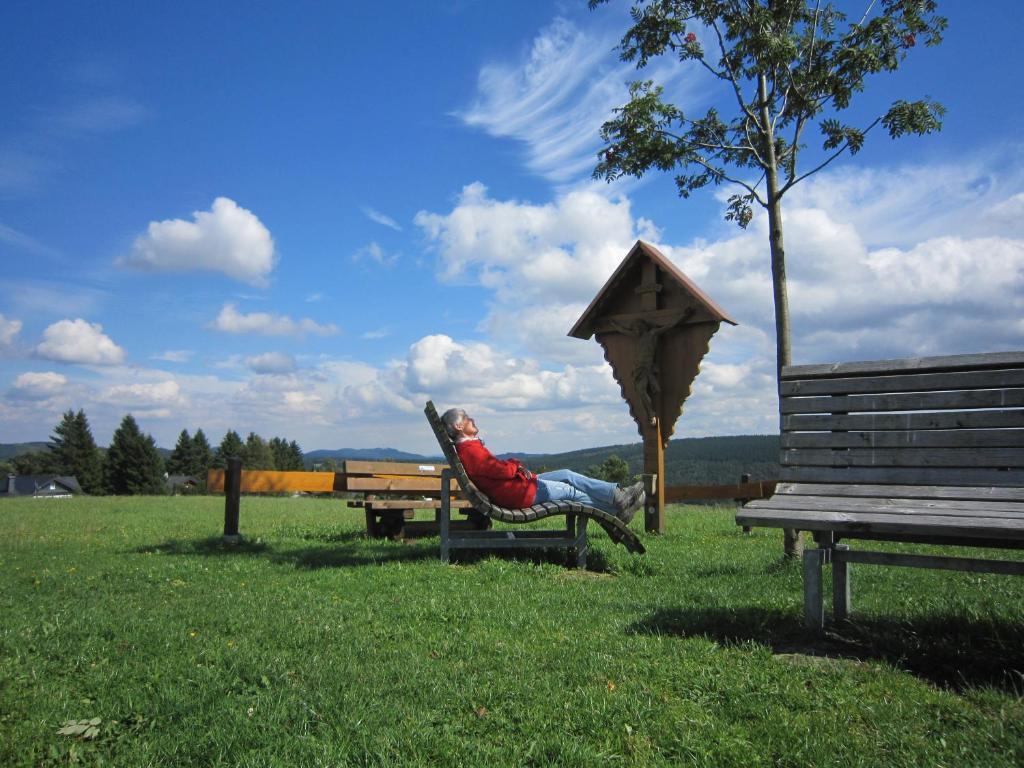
[166,475,200,495]
[1,474,83,498]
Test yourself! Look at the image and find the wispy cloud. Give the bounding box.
[152,349,193,363]
[457,17,704,185]
[362,206,402,231]
[352,242,398,267]
[0,222,61,259]
[361,327,391,340]
[305,292,323,303]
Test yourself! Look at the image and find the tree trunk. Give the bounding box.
[760,75,802,560]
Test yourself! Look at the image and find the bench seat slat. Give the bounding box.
[781,429,1024,450]
[735,507,1024,540]
[342,460,446,476]
[780,388,1024,414]
[745,495,1024,519]
[780,368,1024,396]
[780,466,1024,486]
[772,482,1024,501]
[783,409,1024,432]
[347,499,474,509]
[780,447,1024,468]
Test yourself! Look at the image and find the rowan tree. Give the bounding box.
[591,0,946,556]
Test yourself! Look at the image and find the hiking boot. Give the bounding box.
[613,482,645,524]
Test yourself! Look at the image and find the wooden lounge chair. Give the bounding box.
[424,400,645,566]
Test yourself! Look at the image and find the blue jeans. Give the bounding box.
[533,469,618,515]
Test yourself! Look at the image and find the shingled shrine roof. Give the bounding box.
[568,240,737,340]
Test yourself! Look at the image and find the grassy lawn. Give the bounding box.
[2,496,1022,767]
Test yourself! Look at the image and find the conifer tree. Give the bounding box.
[191,429,213,476]
[214,430,245,468]
[287,440,305,471]
[269,436,289,470]
[242,432,275,470]
[49,409,104,494]
[166,429,194,475]
[104,414,165,495]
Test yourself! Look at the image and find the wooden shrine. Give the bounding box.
[569,240,736,533]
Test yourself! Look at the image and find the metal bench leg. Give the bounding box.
[568,514,587,569]
[803,548,827,629]
[439,469,452,563]
[832,544,851,621]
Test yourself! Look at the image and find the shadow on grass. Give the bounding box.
[442,546,613,574]
[628,606,1024,694]
[135,537,271,557]
[133,534,611,572]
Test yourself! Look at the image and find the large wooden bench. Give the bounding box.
[424,400,645,568]
[736,351,1024,628]
[341,460,490,539]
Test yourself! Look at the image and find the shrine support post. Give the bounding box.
[643,421,666,535]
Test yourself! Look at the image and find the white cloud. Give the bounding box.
[210,303,339,337]
[353,242,398,267]
[152,349,192,363]
[0,313,22,347]
[245,352,297,374]
[36,318,126,365]
[10,371,69,400]
[100,380,182,408]
[120,197,276,286]
[362,207,402,231]
[362,327,391,340]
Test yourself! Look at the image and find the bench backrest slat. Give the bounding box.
[779,352,1024,487]
[341,460,446,477]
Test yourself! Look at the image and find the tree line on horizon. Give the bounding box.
[0,409,305,495]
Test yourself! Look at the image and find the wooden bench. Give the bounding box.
[736,351,1024,628]
[207,461,489,540]
[340,460,490,539]
[424,400,645,568]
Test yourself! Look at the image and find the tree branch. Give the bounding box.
[781,116,881,192]
[711,19,761,127]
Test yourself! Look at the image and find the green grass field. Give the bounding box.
[2,496,1022,767]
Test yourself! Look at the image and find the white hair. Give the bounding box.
[441,407,468,439]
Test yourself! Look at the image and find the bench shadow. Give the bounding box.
[628,606,1024,694]
[132,534,609,572]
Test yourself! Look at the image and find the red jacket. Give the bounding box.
[455,438,536,508]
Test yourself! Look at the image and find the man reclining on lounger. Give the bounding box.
[441,408,645,524]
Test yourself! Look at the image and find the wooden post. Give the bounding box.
[223,456,242,543]
[643,420,666,534]
[740,473,752,534]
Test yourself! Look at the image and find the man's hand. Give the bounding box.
[517,466,534,481]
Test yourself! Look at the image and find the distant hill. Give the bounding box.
[508,434,780,486]
[304,447,441,464]
[0,442,51,460]
[302,435,779,485]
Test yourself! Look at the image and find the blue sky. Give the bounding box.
[2,1,1022,455]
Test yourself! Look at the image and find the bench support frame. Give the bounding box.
[438,470,589,568]
[803,537,1024,628]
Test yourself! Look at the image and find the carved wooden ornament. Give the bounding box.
[569,240,736,443]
